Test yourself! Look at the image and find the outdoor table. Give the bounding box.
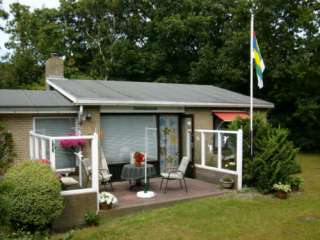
[121,164,156,191]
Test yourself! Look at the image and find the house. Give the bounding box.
[0,54,274,228]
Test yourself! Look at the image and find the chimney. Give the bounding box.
[45,53,64,90]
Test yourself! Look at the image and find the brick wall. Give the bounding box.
[0,113,77,164]
[0,115,33,164]
[80,106,101,136]
[53,192,98,231]
[80,106,101,159]
[185,108,213,166]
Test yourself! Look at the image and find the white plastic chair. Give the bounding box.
[160,156,190,193]
[82,149,113,191]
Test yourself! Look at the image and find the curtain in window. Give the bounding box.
[101,115,158,164]
[34,118,76,169]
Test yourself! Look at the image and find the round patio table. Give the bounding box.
[121,164,156,191]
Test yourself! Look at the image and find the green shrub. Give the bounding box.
[63,230,74,240]
[229,113,300,193]
[287,175,304,190]
[0,181,9,226]
[1,161,64,232]
[0,122,15,175]
[0,230,49,240]
[84,211,100,226]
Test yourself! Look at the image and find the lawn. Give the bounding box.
[53,154,320,240]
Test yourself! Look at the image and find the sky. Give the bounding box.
[0,0,60,56]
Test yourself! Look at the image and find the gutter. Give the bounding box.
[77,105,83,134]
[0,108,77,114]
[73,99,275,109]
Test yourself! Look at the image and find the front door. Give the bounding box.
[159,115,179,172]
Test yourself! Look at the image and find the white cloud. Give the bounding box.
[0,0,60,57]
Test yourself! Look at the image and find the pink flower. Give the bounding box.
[59,133,87,149]
[37,159,50,165]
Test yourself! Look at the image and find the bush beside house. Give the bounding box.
[0,122,14,175]
[229,113,300,193]
[0,161,64,233]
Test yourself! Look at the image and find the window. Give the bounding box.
[34,117,76,170]
[101,115,158,164]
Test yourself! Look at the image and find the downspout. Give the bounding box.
[78,105,84,135]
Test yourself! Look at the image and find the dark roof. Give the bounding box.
[48,78,274,108]
[0,90,74,107]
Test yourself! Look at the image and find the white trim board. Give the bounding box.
[46,78,78,103]
[100,106,185,113]
[75,99,274,108]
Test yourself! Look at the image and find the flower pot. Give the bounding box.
[99,202,112,210]
[219,178,234,189]
[275,191,288,199]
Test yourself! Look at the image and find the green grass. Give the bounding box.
[53,154,320,240]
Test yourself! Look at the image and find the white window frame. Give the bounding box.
[32,116,79,134]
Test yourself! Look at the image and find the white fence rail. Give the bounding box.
[189,129,243,190]
[29,131,99,201]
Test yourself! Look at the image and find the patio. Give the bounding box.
[100,177,231,216]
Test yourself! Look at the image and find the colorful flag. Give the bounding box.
[252,32,265,88]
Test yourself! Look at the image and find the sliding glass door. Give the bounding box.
[101,114,193,178]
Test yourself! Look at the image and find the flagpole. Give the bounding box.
[250,12,254,158]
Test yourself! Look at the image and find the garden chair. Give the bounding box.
[100,149,113,191]
[81,149,113,191]
[160,156,190,193]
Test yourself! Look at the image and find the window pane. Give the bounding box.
[221,133,237,171]
[101,115,158,164]
[159,115,179,172]
[34,118,76,170]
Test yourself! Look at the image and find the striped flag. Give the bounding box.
[252,32,265,88]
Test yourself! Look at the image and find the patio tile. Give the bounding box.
[101,178,231,211]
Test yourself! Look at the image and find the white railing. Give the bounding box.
[29,131,99,203]
[188,129,243,190]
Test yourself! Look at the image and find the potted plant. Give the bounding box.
[99,192,118,210]
[84,211,100,226]
[288,176,303,191]
[272,182,291,199]
[219,176,234,189]
[134,152,145,167]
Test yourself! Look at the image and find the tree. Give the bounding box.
[1,0,319,151]
[229,114,300,193]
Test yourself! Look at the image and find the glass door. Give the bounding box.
[159,115,179,172]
